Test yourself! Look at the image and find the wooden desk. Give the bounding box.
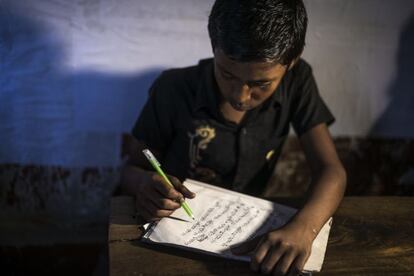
[109,196,414,275]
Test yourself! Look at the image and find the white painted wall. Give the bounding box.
[1,0,413,167]
[304,0,414,137]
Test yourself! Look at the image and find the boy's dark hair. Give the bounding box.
[208,0,308,65]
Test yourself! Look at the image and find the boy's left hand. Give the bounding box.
[231,221,314,275]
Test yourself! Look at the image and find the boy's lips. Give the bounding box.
[230,101,251,111]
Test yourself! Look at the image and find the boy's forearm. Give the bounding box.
[290,164,347,238]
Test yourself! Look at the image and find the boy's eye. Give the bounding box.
[248,81,271,90]
[251,82,271,90]
[259,83,270,89]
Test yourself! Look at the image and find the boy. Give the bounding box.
[121,0,346,274]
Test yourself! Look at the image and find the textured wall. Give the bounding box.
[304,0,414,138]
[0,0,213,167]
[1,0,414,168]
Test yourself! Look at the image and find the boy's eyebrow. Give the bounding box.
[216,62,237,78]
[216,62,278,83]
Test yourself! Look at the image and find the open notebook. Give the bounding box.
[143,179,332,272]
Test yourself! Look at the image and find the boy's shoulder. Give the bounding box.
[281,58,315,95]
[153,58,213,97]
[287,58,313,80]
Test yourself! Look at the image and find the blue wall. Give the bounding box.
[1,0,414,168]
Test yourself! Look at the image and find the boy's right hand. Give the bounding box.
[134,170,195,222]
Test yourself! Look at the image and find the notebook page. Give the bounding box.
[143,179,331,272]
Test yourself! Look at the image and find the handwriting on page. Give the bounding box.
[144,180,330,272]
[180,198,282,248]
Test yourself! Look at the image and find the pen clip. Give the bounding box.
[142,149,160,167]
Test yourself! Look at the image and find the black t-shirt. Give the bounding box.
[132,58,334,196]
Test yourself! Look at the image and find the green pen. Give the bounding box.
[142,149,195,220]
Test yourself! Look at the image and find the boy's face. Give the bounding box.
[214,48,288,112]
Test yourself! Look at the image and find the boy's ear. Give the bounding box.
[288,55,302,70]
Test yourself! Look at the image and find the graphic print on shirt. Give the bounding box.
[188,125,216,169]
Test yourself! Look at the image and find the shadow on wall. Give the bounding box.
[0,3,162,243]
[370,13,414,137]
[0,5,165,275]
[0,4,163,167]
[343,13,414,196]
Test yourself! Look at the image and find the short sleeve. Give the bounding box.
[131,74,175,152]
[290,63,335,137]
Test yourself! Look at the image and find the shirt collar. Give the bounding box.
[269,81,283,108]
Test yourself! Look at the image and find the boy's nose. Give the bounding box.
[234,84,251,104]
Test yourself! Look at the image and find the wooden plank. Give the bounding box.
[108,196,143,242]
[320,197,414,275]
[109,196,414,275]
